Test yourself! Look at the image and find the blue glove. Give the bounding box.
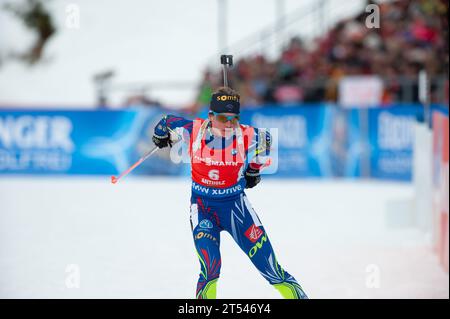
[152,116,172,148]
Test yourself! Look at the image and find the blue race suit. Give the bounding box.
[154,115,308,299]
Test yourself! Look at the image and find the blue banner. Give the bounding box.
[240,105,364,178]
[1,104,445,181]
[367,105,423,181]
[0,108,188,176]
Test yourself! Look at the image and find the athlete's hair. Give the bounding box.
[213,86,240,99]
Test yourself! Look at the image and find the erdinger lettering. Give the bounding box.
[0,115,74,150]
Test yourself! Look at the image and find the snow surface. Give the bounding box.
[0,177,448,298]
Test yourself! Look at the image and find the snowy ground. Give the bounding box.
[0,177,448,299]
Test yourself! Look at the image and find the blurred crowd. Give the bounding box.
[192,0,449,111]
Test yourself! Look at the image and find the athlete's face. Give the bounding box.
[208,112,239,136]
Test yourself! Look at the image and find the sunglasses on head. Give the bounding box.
[210,112,240,124]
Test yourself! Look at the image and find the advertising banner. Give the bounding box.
[0,108,187,176]
[368,105,423,181]
[1,104,443,181]
[240,105,364,178]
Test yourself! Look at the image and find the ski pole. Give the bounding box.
[111,145,159,184]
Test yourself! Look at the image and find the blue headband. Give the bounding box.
[210,93,240,114]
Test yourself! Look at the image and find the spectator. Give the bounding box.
[196,0,448,107]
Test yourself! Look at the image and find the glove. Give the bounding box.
[152,118,172,148]
[244,166,261,189]
[152,133,172,148]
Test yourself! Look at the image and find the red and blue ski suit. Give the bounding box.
[154,115,308,299]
